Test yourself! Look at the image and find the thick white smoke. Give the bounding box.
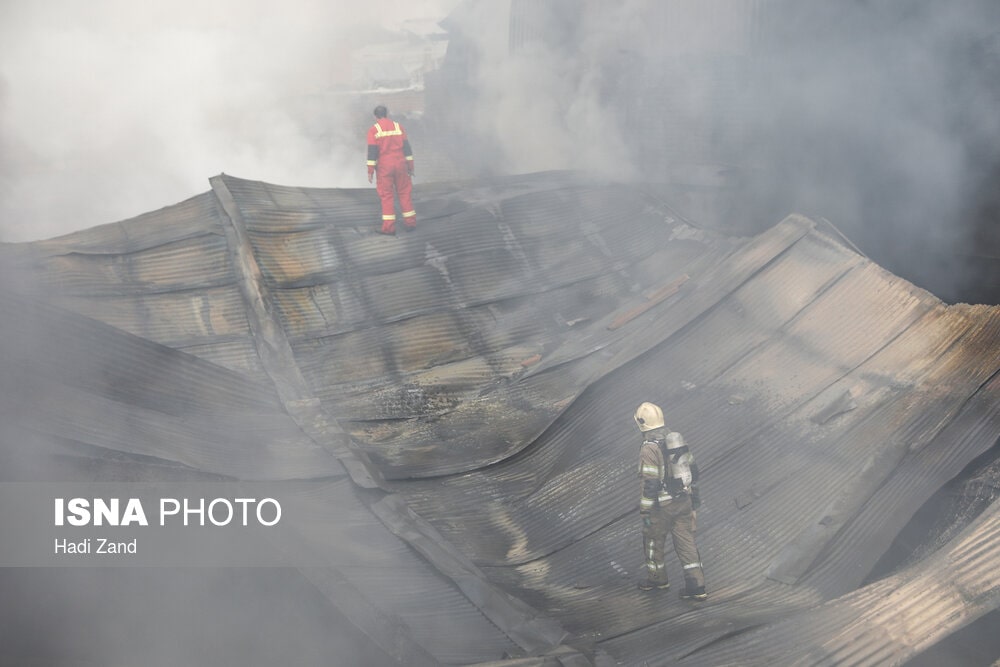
[447,0,1000,303]
[0,0,459,242]
[741,0,1000,302]
[3,0,998,301]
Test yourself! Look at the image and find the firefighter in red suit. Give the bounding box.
[367,105,416,234]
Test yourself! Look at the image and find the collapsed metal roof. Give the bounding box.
[2,172,999,665]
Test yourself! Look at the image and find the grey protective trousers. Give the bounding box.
[641,494,705,588]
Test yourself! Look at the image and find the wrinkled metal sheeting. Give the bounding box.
[0,289,337,481]
[384,212,1000,664]
[214,173,747,481]
[4,173,1000,666]
[0,290,528,665]
[678,482,1000,666]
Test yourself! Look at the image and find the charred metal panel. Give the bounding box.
[3,172,1000,665]
[0,291,528,665]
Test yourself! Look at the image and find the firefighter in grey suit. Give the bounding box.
[635,401,707,600]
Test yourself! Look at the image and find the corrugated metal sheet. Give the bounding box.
[2,172,1000,665]
[678,463,1000,665]
[2,191,269,382]
[0,291,523,665]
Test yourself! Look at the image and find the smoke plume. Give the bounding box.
[445,0,1000,303]
[0,0,458,242]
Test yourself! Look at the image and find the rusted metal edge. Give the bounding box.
[520,214,816,383]
[607,273,690,330]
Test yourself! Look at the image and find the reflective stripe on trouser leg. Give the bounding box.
[666,498,704,588]
[642,511,668,584]
[395,169,415,227]
[375,169,397,233]
[683,561,704,583]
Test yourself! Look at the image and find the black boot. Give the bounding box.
[680,585,707,600]
[638,579,670,591]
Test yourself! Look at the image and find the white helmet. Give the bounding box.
[634,402,664,432]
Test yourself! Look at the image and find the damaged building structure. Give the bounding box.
[2,1,1000,665]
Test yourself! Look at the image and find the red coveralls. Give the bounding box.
[367,118,416,233]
